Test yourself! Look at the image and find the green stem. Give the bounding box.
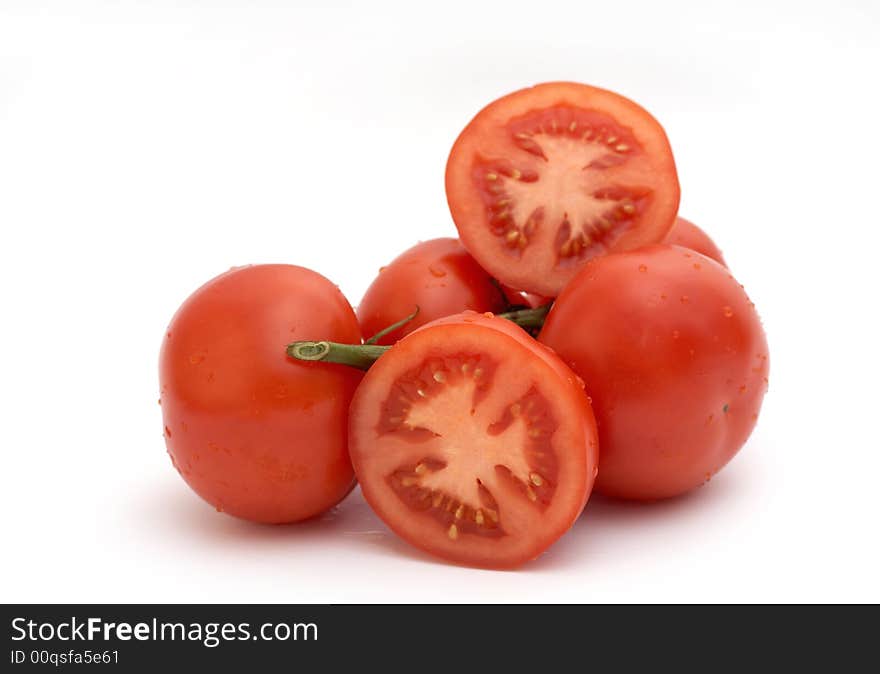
[497,303,551,329]
[286,303,553,369]
[365,306,419,345]
[286,341,390,370]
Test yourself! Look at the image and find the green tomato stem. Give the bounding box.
[286,341,390,370]
[286,303,552,369]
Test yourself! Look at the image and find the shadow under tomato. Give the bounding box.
[526,469,748,573]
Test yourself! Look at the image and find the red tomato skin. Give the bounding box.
[500,283,552,308]
[665,217,727,267]
[349,312,599,569]
[357,238,507,345]
[539,246,769,500]
[159,264,363,523]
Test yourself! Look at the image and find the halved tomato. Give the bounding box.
[348,312,598,569]
[446,82,680,297]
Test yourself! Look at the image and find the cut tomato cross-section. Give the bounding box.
[348,312,599,569]
[446,82,680,297]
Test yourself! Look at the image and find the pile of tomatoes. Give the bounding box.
[159,82,769,569]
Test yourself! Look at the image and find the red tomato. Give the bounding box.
[500,283,552,309]
[159,265,363,523]
[665,216,726,266]
[539,246,769,500]
[446,82,680,297]
[357,238,507,345]
[349,312,598,568]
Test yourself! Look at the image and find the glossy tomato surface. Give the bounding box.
[539,246,769,500]
[500,283,552,309]
[665,216,726,266]
[159,264,363,523]
[357,238,507,345]
[446,82,680,297]
[349,312,598,568]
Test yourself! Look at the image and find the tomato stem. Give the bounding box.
[286,303,552,369]
[364,306,419,345]
[287,341,390,370]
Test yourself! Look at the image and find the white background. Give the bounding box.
[1,0,878,603]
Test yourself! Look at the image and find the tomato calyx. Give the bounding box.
[287,305,554,369]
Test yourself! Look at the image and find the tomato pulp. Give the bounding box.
[539,246,769,500]
[159,264,363,523]
[349,312,599,568]
[357,238,507,345]
[446,82,680,297]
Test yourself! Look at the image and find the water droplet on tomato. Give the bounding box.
[723,306,734,317]
[638,264,647,272]
[428,265,447,278]
[189,353,205,365]
[680,295,689,303]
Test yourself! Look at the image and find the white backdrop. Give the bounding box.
[1,0,878,603]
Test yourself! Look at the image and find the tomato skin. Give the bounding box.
[500,283,552,308]
[159,264,363,523]
[357,238,507,345]
[665,216,726,267]
[539,246,769,500]
[349,312,598,568]
[446,81,680,297]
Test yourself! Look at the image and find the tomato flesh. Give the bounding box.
[447,82,680,297]
[349,312,598,568]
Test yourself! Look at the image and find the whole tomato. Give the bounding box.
[357,238,507,345]
[159,264,363,523]
[539,245,769,500]
[664,216,726,266]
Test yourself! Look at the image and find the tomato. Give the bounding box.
[159,264,363,523]
[539,246,769,500]
[349,312,598,568]
[357,238,507,345]
[665,216,726,267]
[446,81,680,297]
[500,283,552,309]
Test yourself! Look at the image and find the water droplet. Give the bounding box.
[575,375,585,389]
[680,295,689,303]
[638,264,647,272]
[723,306,734,317]
[378,266,387,273]
[189,353,205,365]
[164,426,172,438]
[672,330,680,340]
[693,263,701,270]
[428,265,447,278]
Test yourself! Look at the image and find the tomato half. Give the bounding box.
[539,246,769,500]
[665,216,726,267]
[446,82,680,297]
[349,312,598,568]
[159,264,363,523]
[357,238,507,345]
